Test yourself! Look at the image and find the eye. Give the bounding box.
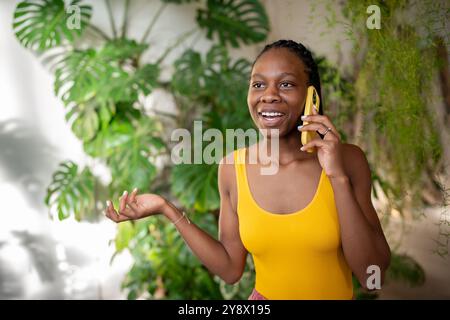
[280,82,294,88]
[252,82,264,89]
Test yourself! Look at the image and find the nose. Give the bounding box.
[260,85,281,103]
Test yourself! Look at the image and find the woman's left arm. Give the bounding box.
[299,108,391,290]
[328,144,391,289]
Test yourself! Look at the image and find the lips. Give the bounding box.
[257,110,287,127]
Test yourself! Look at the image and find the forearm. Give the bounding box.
[162,201,237,283]
[329,176,390,281]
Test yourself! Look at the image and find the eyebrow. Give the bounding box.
[251,72,297,79]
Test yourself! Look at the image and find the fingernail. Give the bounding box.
[133,187,138,193]
[300,146,305,151]
[297,125,303,130]
[301,115,307,120]
[123,190,128,196]
[106,200,111,207]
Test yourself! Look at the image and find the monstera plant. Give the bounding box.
[13,0,270,299]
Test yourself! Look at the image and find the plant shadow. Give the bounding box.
[0,119,59,211]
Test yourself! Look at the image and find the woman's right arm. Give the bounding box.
[105,155,248,284]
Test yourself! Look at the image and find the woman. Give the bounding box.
[105,40,391,300]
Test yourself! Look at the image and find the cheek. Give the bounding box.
[247,90,258,109]
[284,94,303,112]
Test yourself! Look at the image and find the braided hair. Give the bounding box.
[251,39,324,119]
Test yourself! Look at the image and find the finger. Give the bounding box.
[105,200,120,221]
[299,119,339,141]
[106,200,119,217]
[298,123,328,134]
[106,208,130,223]
[128,187,138,203]
[300,139,328,152]
[119,190,128,213]
[117,204,137,219]
[126,200,140,214]
[301,114,338,132]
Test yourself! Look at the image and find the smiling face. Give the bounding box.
[247,48,309,137]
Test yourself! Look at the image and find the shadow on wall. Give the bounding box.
[0,119,58,211]
[0,120,63,299]
[0,231,65,299]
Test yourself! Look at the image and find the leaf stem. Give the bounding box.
[121,0,130,38]
[104,0,118,39]
[88,24,111,41]
[155,28,199,65]
[140,2,168,44]
[188,29,203,50]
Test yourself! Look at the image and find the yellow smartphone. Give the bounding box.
[301,86,320,153]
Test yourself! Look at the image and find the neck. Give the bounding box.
[258,127,315,165]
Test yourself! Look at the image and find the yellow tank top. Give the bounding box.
[234,147,353,300]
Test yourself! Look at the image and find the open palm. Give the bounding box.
[105,189,166,223]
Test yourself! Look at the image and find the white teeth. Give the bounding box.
[261,112,283,117]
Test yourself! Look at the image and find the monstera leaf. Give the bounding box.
[66,100,100,141]
[45,161,95,221]
[123,63,160,98]
[172,45,251,110]
[171,50,205,98]
[204,45,252,110]
[196,0,269,47]
[171,162,220,212]
[64,98,117,142]
[96,63,160,104]
[13,0,91,52]
[55,40,158,105]
[54,48,116,105]
[84,114,166,194]
[99,38,148,61]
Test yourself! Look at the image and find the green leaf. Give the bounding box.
[68,101,100,141]
[196,0,269,48]
[204,45,252,110]
[84,114,166,193]
[100,38,148,61]
[13,0,92,52]
[171,50,204,98]
[386,253,426,287]
[98,100,116,129]
[55,42,159,106]
[122,215,223,299]
[172,45,252,111]
[124,63,160,98]
[171,163,220,212]
[115,221,135,252]
[45,161,95,221]
[55,48,112,105]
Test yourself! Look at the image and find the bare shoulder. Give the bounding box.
[341,143,372,185]
[342,143,366,161]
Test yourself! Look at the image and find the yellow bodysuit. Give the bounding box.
[234,147,353,299]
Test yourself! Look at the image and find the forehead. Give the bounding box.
[251,48,306,79]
